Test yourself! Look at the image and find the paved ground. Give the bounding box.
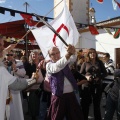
[88,93,117,120]
[23,93,117,120]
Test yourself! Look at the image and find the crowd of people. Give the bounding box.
[0,35,120,120]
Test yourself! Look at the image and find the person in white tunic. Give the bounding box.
[0,36,39,120]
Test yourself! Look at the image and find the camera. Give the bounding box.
[91,73,97,80]
[89,66,98,84]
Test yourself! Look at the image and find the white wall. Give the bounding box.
[79,27,120,61]
[71,0,89,24]
[54,0,89,24]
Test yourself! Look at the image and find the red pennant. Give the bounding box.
[97,0,103,3]
[89,25,99,35]
[20,13,36,26]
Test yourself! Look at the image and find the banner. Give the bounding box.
[31,0,80,60]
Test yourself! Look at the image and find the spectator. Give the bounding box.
[80,48,107,120]
[103,53,115,75]
[104,69,120,120]
[21,56,32,100]
[102,53,115,98]
[76,49,85,71]
[5,50,26,103]
[21,56,32,78]
[5,50,26,78]
[38,60,51,120]
[27,51,44,120]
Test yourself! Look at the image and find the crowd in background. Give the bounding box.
[2,45,120,120]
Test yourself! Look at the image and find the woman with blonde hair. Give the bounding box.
[27,51,44,120]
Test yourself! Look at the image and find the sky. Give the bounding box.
[0,0,120,23]
[90,0,120,22]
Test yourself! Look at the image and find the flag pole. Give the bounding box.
[43,0,63,19]
[24,2,29,58]
[33,0,64,27]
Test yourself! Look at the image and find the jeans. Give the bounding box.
[74,90,81,105]
[117,90,120,120]
[39,93,48,120]
[104,94,118,120]
[81,84,102,120]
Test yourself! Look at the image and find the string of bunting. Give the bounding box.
[76,23,120,38]
[0,6,53,21]
[0,6,119,29]
[0,6,120,39]
[76,23,120,30]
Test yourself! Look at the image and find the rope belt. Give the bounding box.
[6,90,12,105]
[6,98,11,105]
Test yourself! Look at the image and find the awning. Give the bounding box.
[0,20,44,40]
[4,41,39,50]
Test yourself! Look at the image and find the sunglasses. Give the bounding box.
[6,54,13,56]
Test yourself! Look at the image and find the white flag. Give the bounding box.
[112,0,117,10]
[0,0,6,4]
[31,0,80,60]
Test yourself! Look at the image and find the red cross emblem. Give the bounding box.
[52,23,69,46]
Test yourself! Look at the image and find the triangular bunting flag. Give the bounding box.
[112,0,117,10]
[104,28,113,35]
[20,13,36,26]
[0,8,5,14]
[89,25,99,35]
[113,28,120,38]
[10,10,15,16]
